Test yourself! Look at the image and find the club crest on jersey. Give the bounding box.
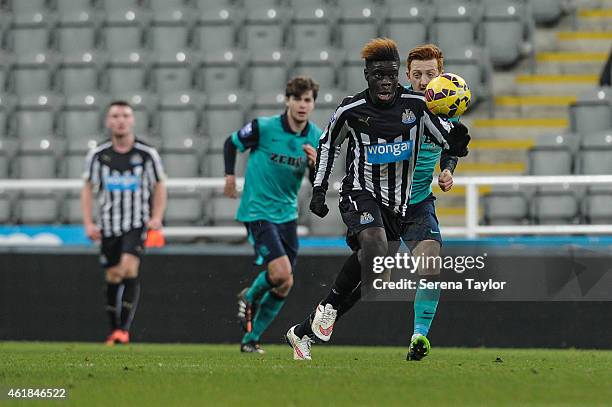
[130,154,143,165]
[402,109,416,124]
[360,212,374,225]
[365,140,414,164]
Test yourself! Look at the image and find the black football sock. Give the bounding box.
[119,277,141,332]
[321,252,361,308]
[294,307,317,338]
[106,282,120,331]
[337,284,362,321]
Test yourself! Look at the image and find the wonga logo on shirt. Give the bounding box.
[365,140,413,164]
[104,174,140,192]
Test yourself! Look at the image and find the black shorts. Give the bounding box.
[100,228,146,268]
[402,194,443,245]
[339,190,405,252]
[245,220,299,269]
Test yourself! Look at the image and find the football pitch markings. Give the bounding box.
[1,342,611,407]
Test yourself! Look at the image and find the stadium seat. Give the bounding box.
[55,11,97,54]
[101,9,146,53]
[61,191,83,224]
[342,55,366,94]
[337,0,376,8]
[337,7,379,53]
[156,92,202,141]
[482,2,530,67]
[14,138,59,179]
[482,189,529,225]
[203,91,248,141]
[14,94,58,141]
[432,2,479,56]
[576,129,612,191]
[8,12,52,55]
[243,0,279,10]
[583,191,612,224]
[149,0,190,13]
[0,192,12,224]
[286,0,325,7]
[57,0,95,15]
[99,0,141,12]
[528,133,575,176]
[151,51,194,93]
[247,50,290,94]
[165,192,205,226]
[195,0,234,8]
[0,59,6,93]
[248,93,285,123]
[8,0,48,16]
[17,192,59,224]
[290,6,333,51]
[9,53,54,96]
[243,8,285,51]
[194,7,237,52]
[209,194,240,226]
[63,138,96,179]
[532,191,578,225]
[150,9,192,53]
[569,88,612,136]
[0,138,12,179]
[443,46,493,105]
[55,52,101,96]
[104,51,148,94]
[0,97,9,139]
[197,49,242,93]
[292,49,338,90]
[531,0,564,25]
[60,93,103,141]
[161,137,203,178]
[382,2,430,56]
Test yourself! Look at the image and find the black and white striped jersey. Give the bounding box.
[314,86,453,215]
[84,139,165,237]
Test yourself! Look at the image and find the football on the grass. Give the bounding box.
[424,73,472,118]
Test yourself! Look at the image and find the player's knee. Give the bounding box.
[413,240,441,276]
[267,256,292,286]
[359,228,388,258]
[276,273,294,295]
[106,267,123,283]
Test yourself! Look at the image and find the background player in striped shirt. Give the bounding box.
[224,77,322,354]
[81,101,167,346]
[286,38,470,360]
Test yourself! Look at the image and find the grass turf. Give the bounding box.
[1,342,612,406]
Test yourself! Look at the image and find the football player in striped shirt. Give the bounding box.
[81,101,167,346]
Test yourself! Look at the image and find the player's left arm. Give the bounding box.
[148,181,167,230]
[303,143,317,184]
[146,149,167,230]
[422,109,470,157]
[438,152,459,192]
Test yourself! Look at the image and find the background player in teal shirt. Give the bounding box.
[223,76,322,353]
[404,44,460,360]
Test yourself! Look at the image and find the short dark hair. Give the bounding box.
[361,38,400,63]
[285,76,320,101]
[106,100,133,113]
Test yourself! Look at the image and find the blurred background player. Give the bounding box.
[224,76,322,354]
[403,44,460,361]
[81,101,167,346]
[286,38,470,360]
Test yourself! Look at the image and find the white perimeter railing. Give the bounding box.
[2,175,612,239]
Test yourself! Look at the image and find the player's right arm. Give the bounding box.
[81,149,101,241]
[223,120,260,198]
[310,97,351,217]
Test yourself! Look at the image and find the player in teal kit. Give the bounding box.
[404,44,460,360]
[223,76,323,353]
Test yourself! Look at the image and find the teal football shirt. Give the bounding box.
[231,114,322,223]
[405,84,459,204]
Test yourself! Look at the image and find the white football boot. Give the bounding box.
[311,303,338,342]
[286,325,312,360]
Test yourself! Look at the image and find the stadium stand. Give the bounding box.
[0,0,609,236]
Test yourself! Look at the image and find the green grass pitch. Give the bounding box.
[1,342,612,406]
